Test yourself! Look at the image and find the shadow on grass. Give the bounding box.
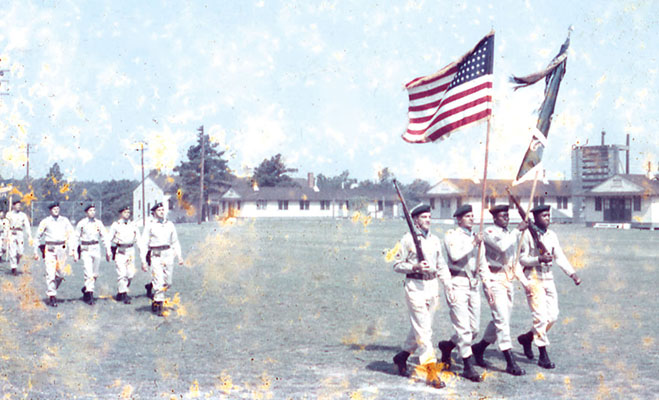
[366,360,400,376]
[347,344,400,352]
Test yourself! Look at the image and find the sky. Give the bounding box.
[0,0,657,186]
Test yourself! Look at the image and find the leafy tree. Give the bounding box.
[40,162,67,202]
[174,134,233,204]
[316,170,357,190]
[357,167,396,189]
[253,153,298,187]
[402,179,431,204]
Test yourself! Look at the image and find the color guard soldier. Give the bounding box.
[392,204,451,389]
[517,204,581,369]
[471,204,527,375]
[108,206,142,304]
[140,202,183,316]
[6,201,33,275]
[437,204,486,382]
[74,204,111,305]
[34,202,75,307]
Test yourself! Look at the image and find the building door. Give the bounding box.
[440,198,452,219]
[604,197,630,222]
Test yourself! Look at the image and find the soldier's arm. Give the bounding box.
[392,234,416,274]
[515,231,533,289]
[23,214,33,242]
[99,223,111,254]
[444,230,474,263]
[170,223,183,263]
[548,232,580,284]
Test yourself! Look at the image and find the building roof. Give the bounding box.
[587,174,659,196]
[427,178,571,198]
[215,177,399,202]
[133,170,179,193]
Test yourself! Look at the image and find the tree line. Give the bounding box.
[1,134,430,223]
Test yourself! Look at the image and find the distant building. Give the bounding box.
[211,173,400,219]
[132,171,178,224]
[425,178,573,224]
[584,173,659,229]
[571,131,630,223]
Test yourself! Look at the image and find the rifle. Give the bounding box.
[392,179,425,263]
[505,187,549,255]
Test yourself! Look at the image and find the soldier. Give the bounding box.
[470,204,527,376]
[74,204,111,306]
[6,200,34,275]
[517,204,581,369]
[34,202,75,307]
[143,204,158,299]
[108,206,142,304]
[392,204,451,389]
[437,204,486,382]
[0,210,8,262]
[140,202,183,316]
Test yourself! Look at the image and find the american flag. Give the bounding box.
[402,32,494,144]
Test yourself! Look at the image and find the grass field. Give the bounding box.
[0,217,657,399]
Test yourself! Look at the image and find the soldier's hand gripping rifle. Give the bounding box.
[392,179,425,263]
[505,187,550,256]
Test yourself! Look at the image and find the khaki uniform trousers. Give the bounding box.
[151,249,175,302]
[447,276,481,358]
[402,279,440,365]
[8,231,25,270]
[115,246,136,294]
[44,244,68,297]
[81,244,102,292]
[525,269,559,347]
[481,271,515,351]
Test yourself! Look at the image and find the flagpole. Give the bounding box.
[476,116,492,271]
[511,169,540,283]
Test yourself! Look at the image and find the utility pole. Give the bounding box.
[198,125,205,224]
[134,142,147,227]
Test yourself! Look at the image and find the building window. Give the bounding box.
[430,198,435,209]
[138,200,141,210]
[533,196,545,207]
[320,200,330,210]
[595,197,602,211]
[486,196,496,208]
[345,201,350,210]
[457,197,463,207]
[441,198,451,208]
[633,196,641,211]
[378,200,383,211]
[237,201,241,210]
[557,196,568,210]
[278,200,288,210]
[299,200,310,210]
[257,200,267,210]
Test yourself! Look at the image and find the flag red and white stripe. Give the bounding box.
[403,32,494,144]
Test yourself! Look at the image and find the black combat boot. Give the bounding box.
[424,362,446,389]
[517,331,534,360]
[471,339,491,368]
[145,283,153,299]
[537,346,555,369]
[81,286,86,297]
[438,340,456,369]
[392,351,410,377]
[48,296,58,307]
[11,268,17,275]
[84,291,94,305]
[123,293,131,304]
[503,349,526,376]
[462,356,482,382]
[115,292,123,302]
